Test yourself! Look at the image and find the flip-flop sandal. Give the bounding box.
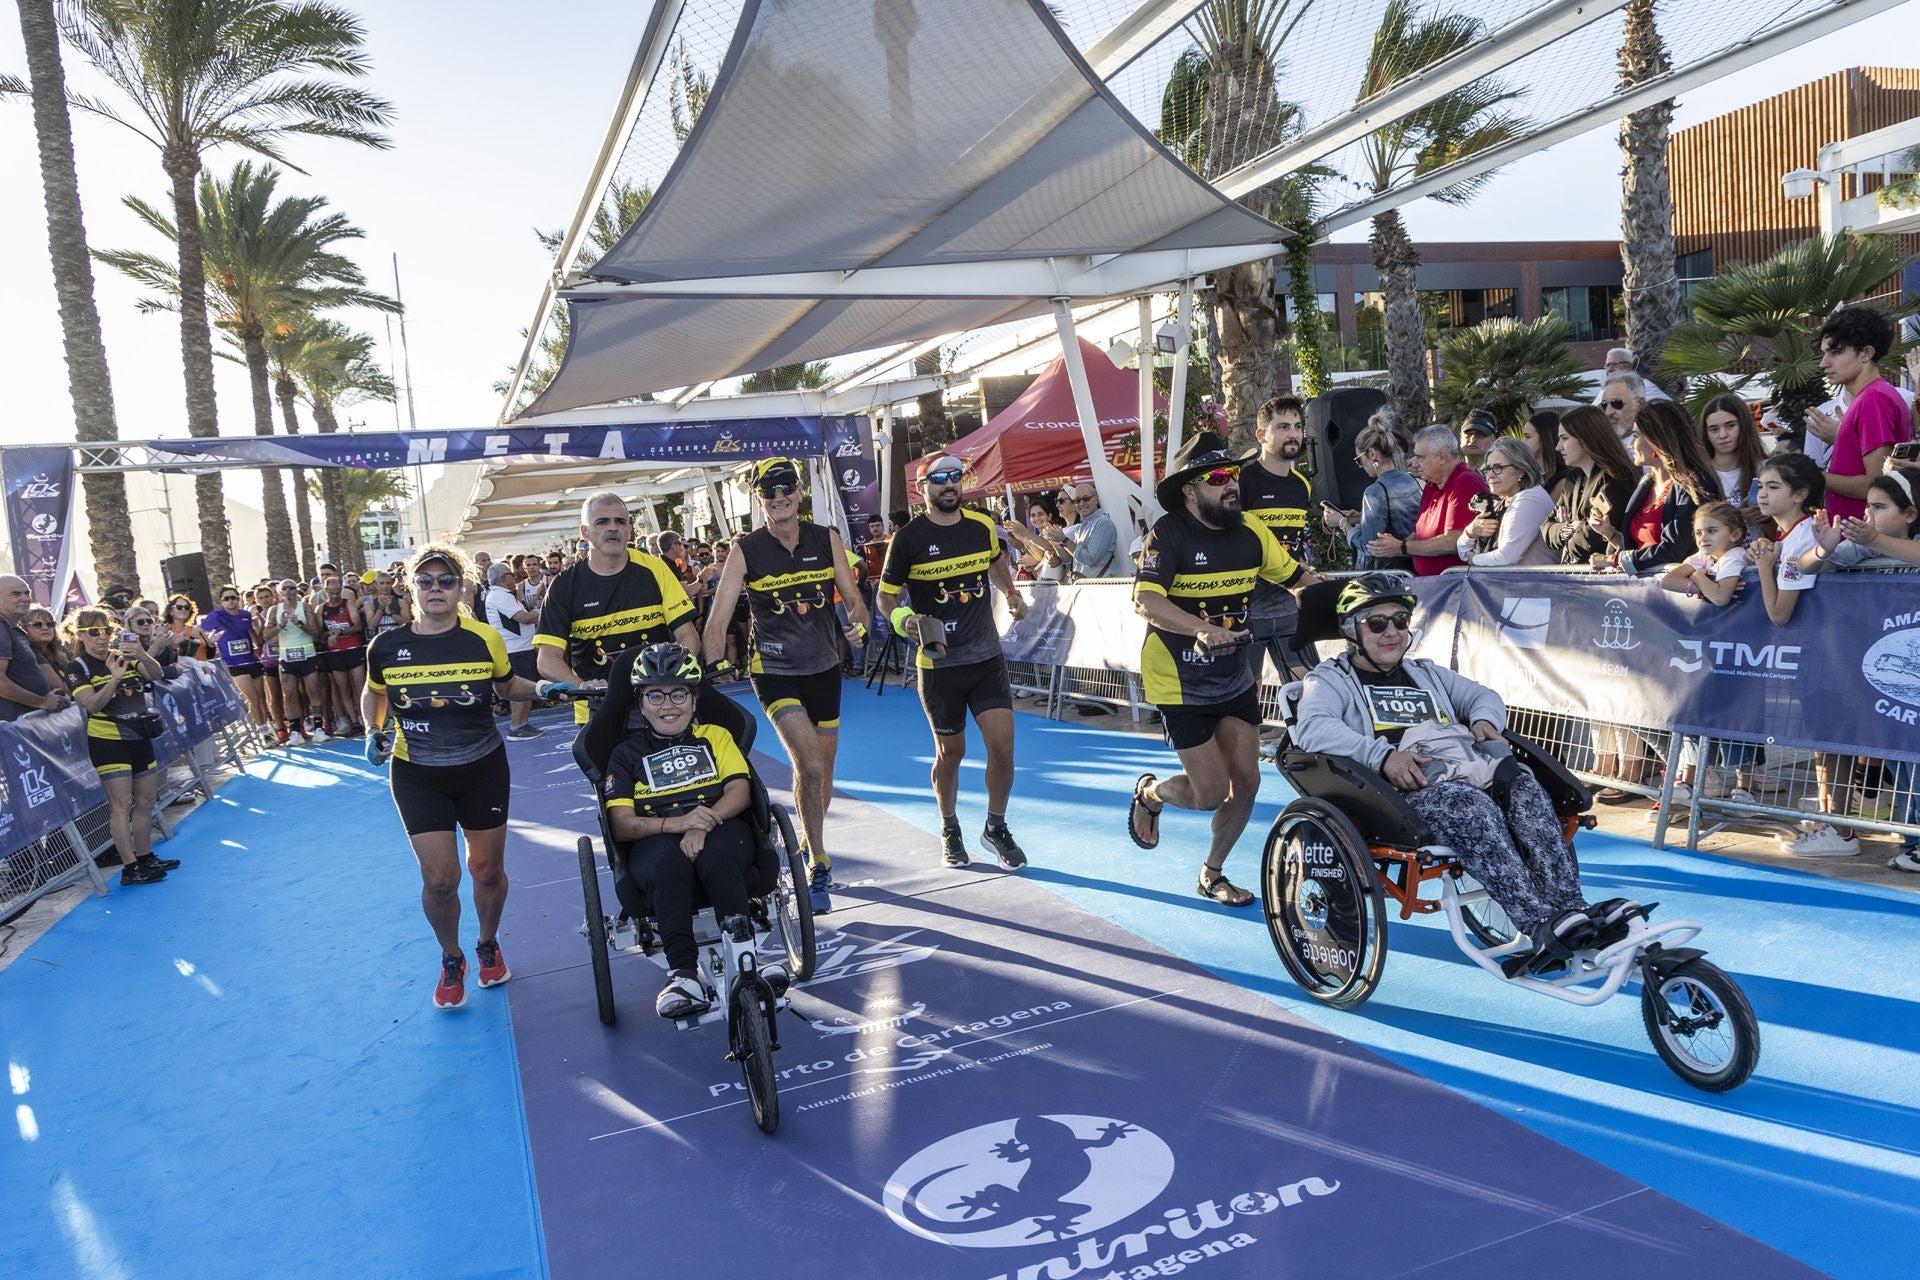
[1197,872,1254,907]
[1128,774,1161,850]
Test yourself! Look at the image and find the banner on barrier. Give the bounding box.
[997,582,1145,671]
[2,446,78,609]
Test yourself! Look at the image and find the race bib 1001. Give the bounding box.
[1365,685,1444,732]
[641,742,718,793]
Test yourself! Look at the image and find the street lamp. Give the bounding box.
[1781,167,1830,201]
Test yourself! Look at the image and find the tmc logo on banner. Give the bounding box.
[1496,597,1550,649]
[885,1115,1173,1248]
[1669,639,1802,678]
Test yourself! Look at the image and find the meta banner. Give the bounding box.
[825,414,880,528]
[3,446,77,609]
[1420,570,1920,761]
[133,418,845,471]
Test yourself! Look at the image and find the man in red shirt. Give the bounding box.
[1368,424,1487,575]
[1815,305,1909,522]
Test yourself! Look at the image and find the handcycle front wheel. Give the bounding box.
[1261,798,1388,1009]
[576,836,616,1025]
[730,977,780,1134]
[770,805,817,982]
[1640,957,1760,1092]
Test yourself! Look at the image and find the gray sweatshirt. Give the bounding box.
[1290,653,1508,772]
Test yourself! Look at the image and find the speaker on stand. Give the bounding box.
[161,552,213,613]
[1304,386,1388,513]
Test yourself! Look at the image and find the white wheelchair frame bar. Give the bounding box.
[1431,859,1702,1007]
[609,907,789,1031]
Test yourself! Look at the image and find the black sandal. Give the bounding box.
[1197,871,1254,907]
[1128,774,1161,849]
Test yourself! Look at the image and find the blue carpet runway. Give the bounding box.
[3,682,1915,1279]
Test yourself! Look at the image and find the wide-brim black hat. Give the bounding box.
[1155,430,1239,509]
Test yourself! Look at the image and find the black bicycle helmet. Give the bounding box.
[1334,573,1417,642]
[631,641,703,689]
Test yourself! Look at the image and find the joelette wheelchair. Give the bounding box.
[1258,583,1760,1092]
[570,649,818,1133]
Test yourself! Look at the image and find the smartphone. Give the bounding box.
[119,631,138,646]
[1894,441,1920,461]
[1320,500,1341,514]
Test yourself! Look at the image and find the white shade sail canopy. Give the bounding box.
[522,0,1285,417]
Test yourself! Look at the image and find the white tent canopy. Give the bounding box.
[522,0,1285,418]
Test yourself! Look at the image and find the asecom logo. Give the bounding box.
[1496,597,1550,650]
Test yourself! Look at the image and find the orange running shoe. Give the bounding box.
[475,939,510,988]
[434,953,467,1010]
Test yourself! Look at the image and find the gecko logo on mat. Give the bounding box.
[884,1115,1172,1248]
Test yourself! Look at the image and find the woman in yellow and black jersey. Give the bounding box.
[602,643,764,1019]
[362,544,542,1012]
[65,607,176,885]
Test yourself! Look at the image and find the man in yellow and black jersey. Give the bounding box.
[363,545,543,1012]
[535,490,698,725]
[702,457,870,914]
[1127,431,1321,908]
[1240,395,1316,685]
[879,454,1032,872]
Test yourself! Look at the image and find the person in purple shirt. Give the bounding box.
[1812,305,1910,523]
[200,583,270,739]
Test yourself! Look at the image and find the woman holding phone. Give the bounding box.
[66,607,179,885]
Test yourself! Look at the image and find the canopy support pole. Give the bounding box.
[876,407,895,522]
[1165,279,1195,490]
[1136,295,1156,506]
[1052,298,1143,549]
[706,473,730,539]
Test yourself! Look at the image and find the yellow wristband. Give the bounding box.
[890,605,915,638]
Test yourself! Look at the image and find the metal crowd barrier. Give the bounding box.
[0,679,262,923]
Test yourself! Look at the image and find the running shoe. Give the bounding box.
[656,968,709,1019]
[1783,823,1859,858]
[506,724,545,740]
[119,860,166,885]
[981,822,1027,871]
[475,939,510,987]
[274,726,290,747]
[136,852,181,873]
[940,821,969,868]
[434,954,467,1010]
[808,863,832,914]
[1888,846,1920,874]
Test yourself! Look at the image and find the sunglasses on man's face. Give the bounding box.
[221,594,240,602]
[923,467,964,486]
[414,573,461,591]
[758,482,799,498]
[1603,398,1628,411]
[1198,466,1238,488]
[1360,611,1412,635]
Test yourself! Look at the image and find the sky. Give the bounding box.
[3,0,1918,496]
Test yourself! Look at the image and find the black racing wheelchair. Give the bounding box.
[1259,581,1760,1092]
[570,649,817,1133]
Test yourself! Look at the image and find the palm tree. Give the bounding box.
[283,319,394,572]
[1355,0,1528,431]
[48,0,392,585]
[97,161,397,579]
[737,362,830,394]
[3,0,142,593]
[1616,0,1680,392]
[1432,316,1589,427]
[1158,3,1319,451]
[312,466,409,530]
[1659,233,1920,427]
[496,180,653,414]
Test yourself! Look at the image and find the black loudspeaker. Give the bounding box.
[1304,386,1388,512]
[162,552,213,613]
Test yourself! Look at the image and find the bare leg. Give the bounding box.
[976,707,1015,813]
[409,829,464,958]
[99,773,136,868]
[233,672,266,726]
[129,770,159,860]
[463,824,509,945]
[770,709,831,866]
[303,671,329,730]
[930,728,966,819]
[280,670,306,730]
[1202,717,1263,874]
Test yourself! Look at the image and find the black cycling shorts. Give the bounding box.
[322,647,365,674]
[389,744,511,836]
[508,649,538,684]
[1158,685,1263,752]
[223,662,264,680]
[751,666,842,729]
[918,655,1012,737]
[88,735,157,778]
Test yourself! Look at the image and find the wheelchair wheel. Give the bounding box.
[577,836,616,1026]
[769,805,817,982]
[1639,958,1760,1092]
[1455,872,1516,948]
[730,979,780,1134]
[1261,798,1387,1009]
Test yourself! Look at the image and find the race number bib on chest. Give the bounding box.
[1365,685,1443,732]
[642,742,718,791]
[226,640,251,655]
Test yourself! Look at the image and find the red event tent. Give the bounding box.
[950,338,1166,496]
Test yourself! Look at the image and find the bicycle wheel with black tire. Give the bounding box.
[1640,957,1760,1092]
[770,805,816,982]
[1261,798,1388,1009]
[731,979,780,1134]
[1454,872,1516,948]
[577,836,615,1025]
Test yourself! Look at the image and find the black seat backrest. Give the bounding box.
[1292,578,1347,648]
[573,647,757,785]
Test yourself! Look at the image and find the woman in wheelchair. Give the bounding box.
[603,642,762,1018]
[1292,575,1644,974]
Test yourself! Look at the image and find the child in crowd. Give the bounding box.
[1660,500,1749,606]
[1749,453,1856,857]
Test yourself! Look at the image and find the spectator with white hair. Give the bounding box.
[1600,371,1650,443]
[1368,425,1488,576]
[1595,347,1670,404]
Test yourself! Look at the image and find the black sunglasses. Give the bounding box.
[1603,398,1627,411]
[757,482,799,498]
[1361,610,1412,635]
[414,573,461,591]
